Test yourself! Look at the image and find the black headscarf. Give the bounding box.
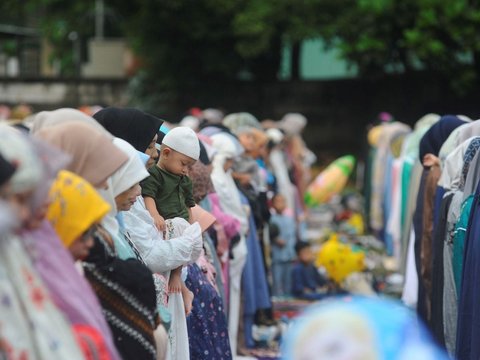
[198,140,211,165]
[93,107,163,152]
[0,153,15,187]
[419,115,466,162]
[156,130,166,146]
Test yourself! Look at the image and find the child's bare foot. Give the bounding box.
[168,267,182,293]
[182,287,194,316]
[168,275,182,293]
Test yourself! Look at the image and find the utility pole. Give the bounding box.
[95,0,104,40]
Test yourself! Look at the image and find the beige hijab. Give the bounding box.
[31,108,112,137]
[34,122,128,187]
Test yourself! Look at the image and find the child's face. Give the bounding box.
[238,132,256,153]
[298,247,314,264]
[272,195,286,213]
[161,148,196,176]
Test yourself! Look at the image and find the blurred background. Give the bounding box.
[2,0,480,160]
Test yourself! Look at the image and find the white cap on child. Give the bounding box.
[162,126,200,160]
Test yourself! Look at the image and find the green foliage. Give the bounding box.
[5,0,480,90]
[1,40,17,57]
[116,0,336,86]
[19,0,95,76]
[318,0,480,89]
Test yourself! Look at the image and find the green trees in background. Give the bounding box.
[319,0,480,91]
[111,0,324,85]
[3,0,480,90]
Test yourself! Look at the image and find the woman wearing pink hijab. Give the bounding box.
[30,121,128,360]
[36,120,161,360]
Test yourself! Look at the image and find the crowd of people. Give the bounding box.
[0,105,317,359]
[365,113,480,360]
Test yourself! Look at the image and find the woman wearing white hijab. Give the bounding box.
[122,155,203,360]
[124,196,203,360]
[108,137,203,360]
[210,131,249,355]
[97,137,150,258]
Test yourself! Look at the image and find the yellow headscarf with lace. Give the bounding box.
[47,170,110,247]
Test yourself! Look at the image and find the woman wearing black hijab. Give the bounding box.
[93,107,163,167]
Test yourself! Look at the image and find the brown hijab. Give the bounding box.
[35,122,128,187]
[31,108,112,137]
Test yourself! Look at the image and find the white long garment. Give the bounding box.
[0,235,84,360]
[211,162,249,235]
[124,200,203,360]
[123,196,203,273]
[209,133,249,355]
[402,228,418,308]
[228,235,248,355]
[166,292,189,360]
[161,218,197,360]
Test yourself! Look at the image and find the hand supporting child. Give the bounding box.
[152,213,166,232]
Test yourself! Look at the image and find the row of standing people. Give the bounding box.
[0,106,314,359]
[365,113,480,359]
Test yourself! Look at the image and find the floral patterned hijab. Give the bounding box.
[47,170,111,247]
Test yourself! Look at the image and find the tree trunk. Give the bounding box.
[250,35,283,82]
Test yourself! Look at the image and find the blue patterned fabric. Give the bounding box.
[461,137,480,189]
[185,263,232,360]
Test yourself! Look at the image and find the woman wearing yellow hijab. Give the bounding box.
[47,170,110,260]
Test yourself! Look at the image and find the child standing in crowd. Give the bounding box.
[141,126,200,313]
[269,193,297,297]
[291,241,328,301]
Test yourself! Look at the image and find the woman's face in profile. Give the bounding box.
[145,134,159,168]
[115,183,141,211]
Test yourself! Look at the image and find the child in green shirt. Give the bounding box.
[141,126,200,314]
